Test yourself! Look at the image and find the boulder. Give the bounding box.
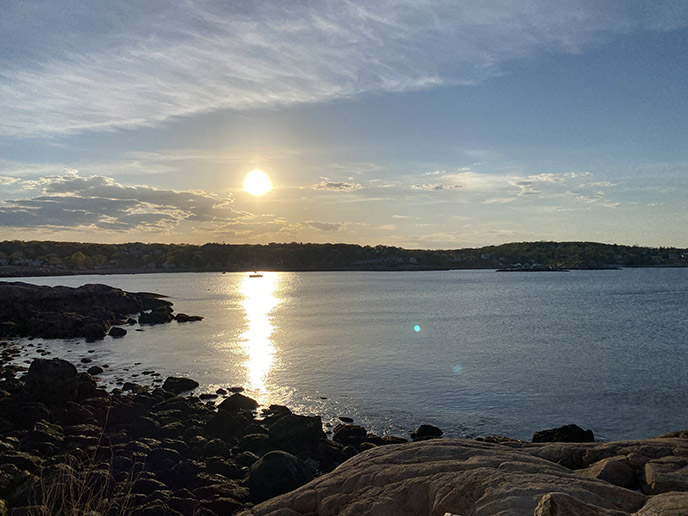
[634,492,688,515]
[411,423,443,441]
[162,377,199,395]
[577,455,636,489]
[24,358,78,406]
[87,366,104,376]
[218,393,259,412]
[532,423,595,443]
[84,321,108,341]
[642,456,688,495]
[175,313,204,322]
[332,424,367,447]
[139,308,174,325]
[109,327,127,338]
[202,438,230,458]
[248,450,313,502]
[238,439,646,516]
[268,415,325,453]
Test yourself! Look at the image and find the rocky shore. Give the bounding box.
[1,354,687,515]
[0,353,414,515]
[2,281,688,515]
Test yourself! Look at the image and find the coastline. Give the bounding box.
[3,341,688,515]
[2,281,688,513]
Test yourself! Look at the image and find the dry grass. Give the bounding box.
[25,453,137,516]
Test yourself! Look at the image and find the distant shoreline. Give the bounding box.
[2,264,688,279]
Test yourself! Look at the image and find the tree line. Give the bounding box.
[0,240,686,275]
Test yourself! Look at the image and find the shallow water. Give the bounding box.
[7,268,688,441]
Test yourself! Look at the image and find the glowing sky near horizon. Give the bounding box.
[1,1,687,248]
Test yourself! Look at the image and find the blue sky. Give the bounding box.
[1,1,687,248]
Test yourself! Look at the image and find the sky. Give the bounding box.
[1,1,687,249]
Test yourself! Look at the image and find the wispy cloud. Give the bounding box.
[312,179,363,192]
[2,1,687,136]
[409,169,603,204]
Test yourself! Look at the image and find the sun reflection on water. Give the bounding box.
[239,272,281,393]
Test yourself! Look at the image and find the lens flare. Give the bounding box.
[414,325,421,332]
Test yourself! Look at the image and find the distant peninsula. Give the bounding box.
[0,240,686,277]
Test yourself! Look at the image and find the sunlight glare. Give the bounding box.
[243,169,272,196]
[239,272,280,392]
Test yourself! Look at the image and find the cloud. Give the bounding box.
[303,221,346,231]
[2,1,688,136]
[409,169,603,203]
[312,180,363,192]
[0,171,246,232]
[0,176,18,185]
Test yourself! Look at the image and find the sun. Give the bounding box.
[243,169,272,196]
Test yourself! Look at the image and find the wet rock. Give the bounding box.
[248,450,314,502]
[411,424,443,441]
[123,382,148,394]
[268,414,325,453]
[25,358,78,406]
[175,313,204,322]
[84,322,108,342]
[139,308,175,325]
[333,424,368,447]
[162,377,199,395]
[109,326,127,338]
[218,393,259,412]
[532,423,595,443]
[87,365,104,376]
[260,405,291,426]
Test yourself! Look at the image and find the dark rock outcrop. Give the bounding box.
[0,282,173,339]
[162,377,200,395]
[175,313,204,322]
[532,423,595,443]
[24,358,78,406]
[248,451,313,502]
[108,326,127,338]
[410,423,443,441]
[218,393,259,412]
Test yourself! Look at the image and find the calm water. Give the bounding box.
[7,268,688,441]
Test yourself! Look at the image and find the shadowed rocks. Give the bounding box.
[0,282,174,340]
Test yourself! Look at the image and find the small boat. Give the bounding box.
[249,271,263,278]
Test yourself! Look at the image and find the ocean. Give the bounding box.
[8,267,688,441]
